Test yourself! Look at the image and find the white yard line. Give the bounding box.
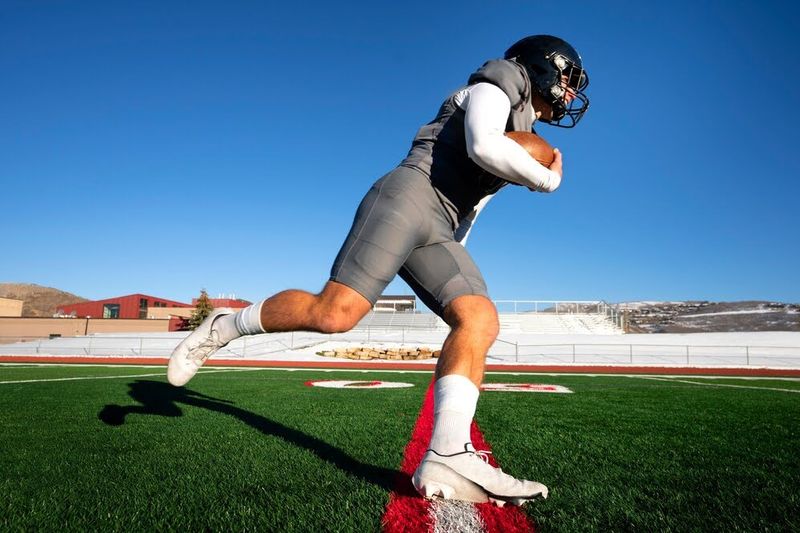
[0,368,266,385]
[636,374,800,382]
[517,371,800,381]
[638,376,800,393]
[431,499,485,533]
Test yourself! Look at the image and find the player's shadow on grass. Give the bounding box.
[99,379,409,494]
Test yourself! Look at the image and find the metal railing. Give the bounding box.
[489,341,800,367]
[493,300,606,314]
[492,300,624,331]
[2,334,800,368]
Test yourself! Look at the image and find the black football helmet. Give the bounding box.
[504,35,589,128]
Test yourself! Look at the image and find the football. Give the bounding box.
[505,131,555,167]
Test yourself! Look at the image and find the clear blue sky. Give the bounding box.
[2,0,799,305]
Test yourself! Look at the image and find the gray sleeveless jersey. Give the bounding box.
[330,60,535,312]
[399,59,536,228]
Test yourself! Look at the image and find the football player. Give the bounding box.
[168,34,589,506]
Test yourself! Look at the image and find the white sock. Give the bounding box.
[211,300,266,344]
[427,374,480,455]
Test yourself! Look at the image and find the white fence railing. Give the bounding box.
[491,340,800,367]
[2,333,800,368]
[492,300,624,330]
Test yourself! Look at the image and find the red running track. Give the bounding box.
[1,355,799,377]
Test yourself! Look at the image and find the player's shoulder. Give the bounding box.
[467,59,529,108]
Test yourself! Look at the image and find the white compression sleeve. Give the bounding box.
[462,83,562,193]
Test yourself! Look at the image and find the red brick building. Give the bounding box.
[57,294,192,320]
[193,297,252,310]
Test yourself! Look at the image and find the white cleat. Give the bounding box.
[421,479,455,500]
[413,461,488,503]
[412,443,548,506]
[167,310,232,387]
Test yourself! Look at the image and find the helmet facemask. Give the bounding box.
[539,52,590,128]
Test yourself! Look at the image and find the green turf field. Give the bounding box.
[1,365,798,532]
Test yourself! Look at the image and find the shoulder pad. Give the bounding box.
[467,59,529,110]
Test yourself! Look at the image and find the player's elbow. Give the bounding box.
[528,169,561,193]
[465,137,485,164]
[466,138,499,171]
[539,175,562,193]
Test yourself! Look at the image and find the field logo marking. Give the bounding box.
[482,383,573,394]
[305,379,414,389]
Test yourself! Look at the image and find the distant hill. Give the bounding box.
[0,283,88,317]
[620,301,800,333]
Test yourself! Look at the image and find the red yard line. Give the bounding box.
[1,355,800,377]
[381,380,536,533]
[382,383,435,533]
[469,424,536,533]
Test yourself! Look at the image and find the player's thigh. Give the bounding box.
[398,241,489,318]
[330,168,430,304]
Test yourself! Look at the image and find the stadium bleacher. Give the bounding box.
[514,313,624,334]
[356,303,624,335]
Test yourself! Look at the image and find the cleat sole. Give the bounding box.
[487,484,548,507]
[490,497,506,508]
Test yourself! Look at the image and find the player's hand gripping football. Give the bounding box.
[504,131,562,192]
[549,148,562,178]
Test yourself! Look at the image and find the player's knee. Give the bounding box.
[315,310,360,334]
[311,282,371,333]
[445,296,499,341]
[313,298,365,334]
[476,307,500,342]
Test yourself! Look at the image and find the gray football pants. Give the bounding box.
[330,166,489,317]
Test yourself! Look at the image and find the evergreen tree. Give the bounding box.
[188,289,214,330]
